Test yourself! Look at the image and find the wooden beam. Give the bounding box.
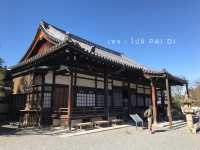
[151,80,157,124]
[166,77,173,128]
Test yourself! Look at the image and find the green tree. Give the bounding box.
[171,86,185,117]
[0,58,5,97]
[0,57,3,67]
[189,80,200,106]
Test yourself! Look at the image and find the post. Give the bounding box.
[39,73,45,127]
[104,72,109,120]
[127,82,131,114]
[95,74,97,107]
[166,77,172,128]
[160,90,165,120]
[51,71,56,112]
[68,71,73,130]
[186,83,189,97]
[151,80,157,124]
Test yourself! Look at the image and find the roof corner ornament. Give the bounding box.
[64,34,73,43]
[90,46,96,53]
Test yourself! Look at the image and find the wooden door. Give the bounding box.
[53,86,68,110]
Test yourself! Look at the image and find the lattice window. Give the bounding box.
[76,89,96,107]
[76,91,86,107]
[87,91,95,106]
[43,92,51,108]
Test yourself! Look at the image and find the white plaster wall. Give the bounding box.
[97,81,104,89]
[97,77,104,81]
[130,83,136,89]
[145,88,151,94]
[113,80,123,87]
[137,87,144,94]
[108,83,112,90]
[76,78,95,88]
[144,85,150,88]
[137,84,144,88]
[55,75,70,85]
[45,71,53,84]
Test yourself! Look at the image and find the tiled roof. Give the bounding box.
[10,21,187,84]
[38,21,161,74]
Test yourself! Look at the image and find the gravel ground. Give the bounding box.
[0,125,200,150]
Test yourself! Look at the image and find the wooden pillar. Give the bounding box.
[51,71,56,112]
[160,90,165,120]
[166,77,172,128]
[135,84,138,107]
[73,72,77,108]
[68,71,73,130]
[111,79,114,110]
[39,73,45,127]
[127,82,131,113]
[104,72,109,119]
[95,74,97,107]
[151,80,157,124]
[186,83,189,97]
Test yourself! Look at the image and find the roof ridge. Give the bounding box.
[67,33,122,56]
[40,20,123,57]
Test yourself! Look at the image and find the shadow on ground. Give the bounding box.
[0,120,187,137]
[0,124,71,137]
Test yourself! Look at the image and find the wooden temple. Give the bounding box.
[10,21,188,128]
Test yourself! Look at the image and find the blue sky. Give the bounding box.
[0,0,199,84]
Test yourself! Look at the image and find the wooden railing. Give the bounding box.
[19,109,40,127]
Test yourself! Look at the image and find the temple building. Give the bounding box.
[10,21,188,128]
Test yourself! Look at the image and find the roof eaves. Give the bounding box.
[10,40,69,70]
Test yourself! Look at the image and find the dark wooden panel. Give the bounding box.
[53,86,68,110]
